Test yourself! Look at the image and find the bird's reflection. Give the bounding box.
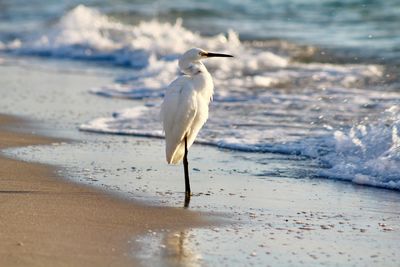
[161,231,201,267]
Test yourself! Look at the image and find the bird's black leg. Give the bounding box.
[183,136,191,207]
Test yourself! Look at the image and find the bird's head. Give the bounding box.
[179,48,233,74]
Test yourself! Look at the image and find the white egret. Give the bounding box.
[160,48,233,203]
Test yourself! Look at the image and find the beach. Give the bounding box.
[0,114,206,267]
[1,1,400,266]
[0,58,399,266]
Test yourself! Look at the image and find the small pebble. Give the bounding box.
[299,226,314,230]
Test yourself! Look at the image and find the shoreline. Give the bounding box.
[0,114,208,267]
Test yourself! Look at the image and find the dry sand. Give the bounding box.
[0,114,206,267]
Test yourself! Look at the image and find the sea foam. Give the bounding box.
[316,106,400,190]
[81,105,400,190]
[1,5,383,96]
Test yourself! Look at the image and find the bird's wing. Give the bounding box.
[161,76,197,164]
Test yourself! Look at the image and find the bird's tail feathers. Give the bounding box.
[166,142,185,164]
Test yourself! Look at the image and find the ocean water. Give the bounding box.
[0,1,399,191]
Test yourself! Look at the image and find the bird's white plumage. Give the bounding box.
[161,77,197,164]
[161,48,214,164]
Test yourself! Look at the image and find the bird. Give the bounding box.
[160,48,233,204]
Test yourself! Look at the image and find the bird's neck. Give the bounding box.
[179,60,214,100]
[179,61,207,76]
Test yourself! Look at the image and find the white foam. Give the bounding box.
[80,105,164,137]
[81,101,400,190]
[315,106,400,190]
[1,5,242,65]
[2,5,383,96]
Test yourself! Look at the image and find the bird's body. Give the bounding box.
[160,48,233,203]
[161,60,213,164]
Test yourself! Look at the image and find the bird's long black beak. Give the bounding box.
[204,52,234,58]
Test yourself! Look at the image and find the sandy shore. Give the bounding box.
[0,114,206,267]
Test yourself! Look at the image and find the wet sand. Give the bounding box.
[0,114,206,267]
